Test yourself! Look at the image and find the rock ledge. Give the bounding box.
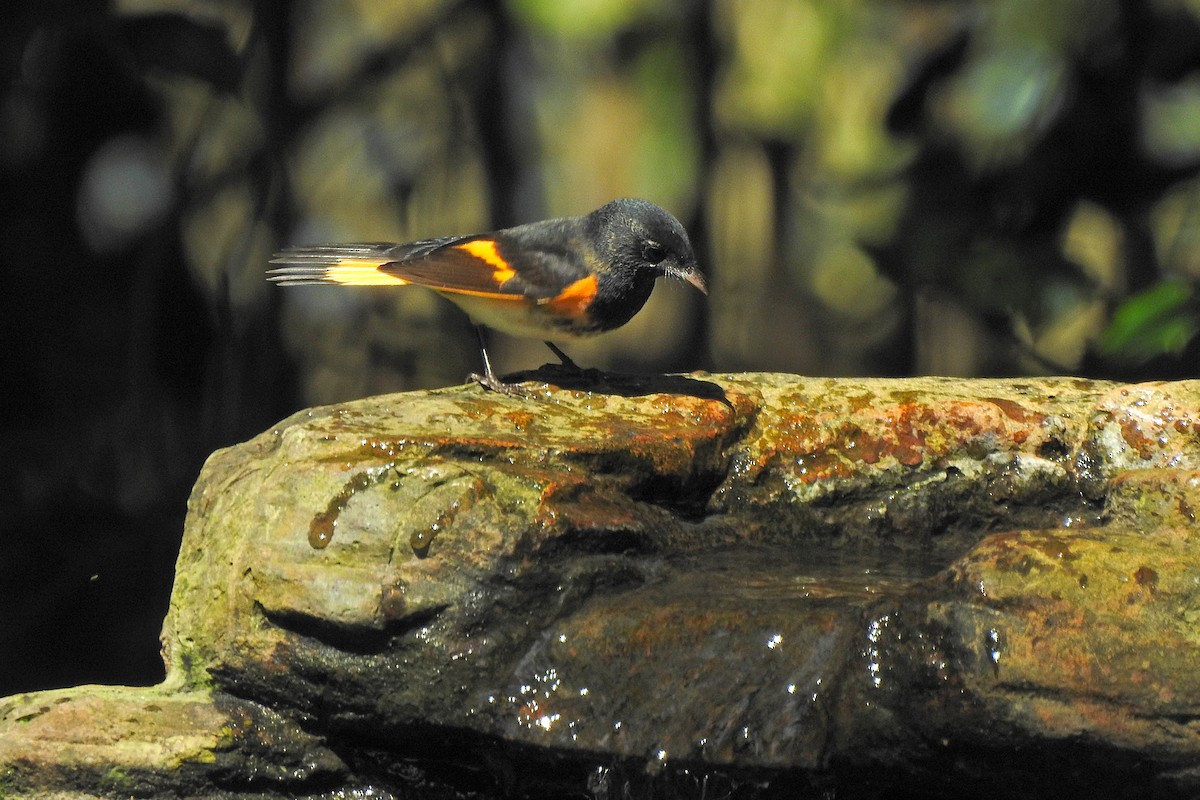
[4,373,1200,798]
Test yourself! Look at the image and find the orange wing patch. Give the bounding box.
[542,274,598,317]
[456,239,517,286]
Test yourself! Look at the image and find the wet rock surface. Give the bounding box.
[3,373,1200,798]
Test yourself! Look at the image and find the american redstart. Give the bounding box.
[268,198,706,392]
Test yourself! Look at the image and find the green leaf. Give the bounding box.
[1098,280,1198,360]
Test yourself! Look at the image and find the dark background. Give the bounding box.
[3,0,1198,696]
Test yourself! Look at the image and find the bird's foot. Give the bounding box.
[469,371,535,396]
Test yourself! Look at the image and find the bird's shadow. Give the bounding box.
[501,363,732,406]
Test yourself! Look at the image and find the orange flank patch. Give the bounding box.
[326,260,410,286]
[456,239,517,285]
[543,274,598,316]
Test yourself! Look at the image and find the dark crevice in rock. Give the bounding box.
[1036,434,1072,461]
[256,601,449,655]
[625,469,728,521]
[825,738,1184,800]
[534,525,661,557]
[322,720,800,800]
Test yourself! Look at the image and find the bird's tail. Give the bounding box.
[267,244,408,286]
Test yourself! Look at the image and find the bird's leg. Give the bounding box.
[469,326,527,394]
[543,341,581,371]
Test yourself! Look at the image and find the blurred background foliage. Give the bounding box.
[2,0,1198,694]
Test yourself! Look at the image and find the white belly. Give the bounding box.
[445,294,597,340]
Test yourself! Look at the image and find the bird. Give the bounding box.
[267,198,706,393]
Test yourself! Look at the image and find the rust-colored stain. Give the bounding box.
[759,399,1049,484]
[846,392,877,412]
[1119,415,1156,460]
[850,424,883,465]
[1109,399,1200,462]
[1172,416,1200,434]
[531,473,649,537]
[530,473,585,529]
[410,479,485,557]
[308,470,381,549]
[504,410,536,431]
[984,397,1042,424]
[1132,565,1159,588]
[572,410,734,477]
[309,510,336,549]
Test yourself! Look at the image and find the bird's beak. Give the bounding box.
[671,265,708,295]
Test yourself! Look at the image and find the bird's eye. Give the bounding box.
[642,241,667,264]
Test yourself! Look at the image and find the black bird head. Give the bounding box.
[588,198,706,295]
